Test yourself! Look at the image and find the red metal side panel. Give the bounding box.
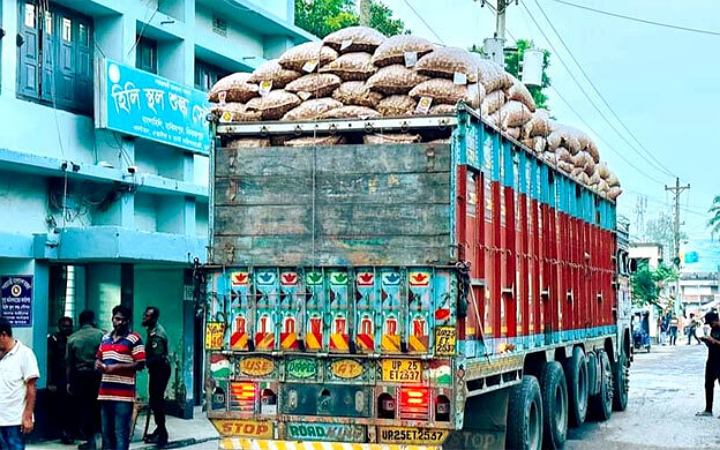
[456,165,468,340]
[493,181,503,338]
[504,185,517,338]
[533,200,543,335]
[519,193,530,338]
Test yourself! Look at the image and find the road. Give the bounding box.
[567,342,720,450]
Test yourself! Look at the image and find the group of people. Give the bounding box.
[0,305,171,450]
[658,311,715,346]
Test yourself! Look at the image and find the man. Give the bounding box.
[687,313,702,345]
[96,305,145,450]
[669,315,679,346]
[67,310,104,450]
[0,317,39,450]
[142,306,170,447]
[696,311,720,417]
[47,316,74,444]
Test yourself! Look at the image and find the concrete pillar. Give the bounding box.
[86,264,121,332]
[0,0,19,98]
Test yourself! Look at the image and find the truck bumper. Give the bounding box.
[219,438,441,450]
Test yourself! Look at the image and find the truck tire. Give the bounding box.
[563,346,588,427]
[540,361,568,450]
[612,351,629,411]
[589,350,613,421]
[507,375,543,450]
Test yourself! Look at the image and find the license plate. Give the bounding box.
[381,359,422,383]
[378,427,449,444]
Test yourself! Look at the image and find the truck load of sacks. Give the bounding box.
[209,26,621,200]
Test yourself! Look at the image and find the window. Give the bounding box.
[135,36,157,74]
[17,1,93,115]
[194,59,229,92]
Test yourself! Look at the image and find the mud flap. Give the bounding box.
[443,389,509,450]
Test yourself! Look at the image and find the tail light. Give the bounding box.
[378,393,396,419]
[399,386,430,420]
[230,382,256,412]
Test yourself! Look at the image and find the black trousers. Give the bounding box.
[704,360,720,412]
[70,370,101,442]
[148,362,171,433]
[49,384,73,438]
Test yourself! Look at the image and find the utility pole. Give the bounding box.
[665,177,690,310]
[479,0,516,66]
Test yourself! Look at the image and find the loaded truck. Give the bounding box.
[199,106,632,450]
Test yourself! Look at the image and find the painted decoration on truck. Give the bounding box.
[428,360,452,386]
[355,270,380,353]
[229,271,252,351]
[285,357,318,380]
[328,359,365,380]
[380,270,402,353]
[254,270,278,351]
[279,271,301,351]
[305,271,326,351]
[407,270,431,353]
[434,326,456,356]
[433,271,456,327]
[328,271,350,353]
[211,419,273,438]
[286,423,365,443]
[209,353,231,380]
[205,322,225,351]
[238,357,274,377]
[229,381,256,413]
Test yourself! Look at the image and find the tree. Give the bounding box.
[294,0,406,38]
[630,260,678,307]
[709,195,720,239]
[644,211,686,263]
[504,39,551,110]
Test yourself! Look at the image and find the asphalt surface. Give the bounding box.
[566,341,720,449]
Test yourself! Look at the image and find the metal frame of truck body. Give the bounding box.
[204,106,629,449]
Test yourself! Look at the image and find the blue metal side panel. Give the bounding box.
[518,151,528,195]
[502,142,513,187]
[483,126,494,174]
[540,164,549,206]
[530,159,540,201]
[492,133,501,182]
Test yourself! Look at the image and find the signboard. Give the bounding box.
[211,419,273,438]
[330,359,364,379]
[239,357,274,377]
[381,359,422,383]
[0,276,32,327]
[205,322,225,350]
[680,239,720,273]
[286,423,365,443]
[97,58,210,154]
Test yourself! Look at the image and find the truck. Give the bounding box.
[199,105,632,450]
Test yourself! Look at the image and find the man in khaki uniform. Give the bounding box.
[67,310,104,450]
[142,306,170,447]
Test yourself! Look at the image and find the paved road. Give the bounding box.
[567,342,720,449]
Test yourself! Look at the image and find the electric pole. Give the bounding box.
[479,0,516,66]
[665,177,690,309]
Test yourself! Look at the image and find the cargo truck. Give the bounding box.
[199,105,632,450]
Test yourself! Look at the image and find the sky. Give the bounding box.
[381,0,717,241]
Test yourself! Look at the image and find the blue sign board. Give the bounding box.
[1,276,33,328]
[98,58,210,154]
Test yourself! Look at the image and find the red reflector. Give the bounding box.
[399,387,430,419]
[230,382,256,412]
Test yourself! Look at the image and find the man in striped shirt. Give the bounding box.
[95,305,145,450]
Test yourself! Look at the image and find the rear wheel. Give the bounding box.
[507,375,543,450]
[540,362,568,449]
[563,346,588,427]
[589,350,613,421]
[612,351,629,411]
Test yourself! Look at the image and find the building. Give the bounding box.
[628,242,664,271]
[679,272,720,312]
[0,0,311,434]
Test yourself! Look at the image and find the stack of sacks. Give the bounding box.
[521,109,551,154]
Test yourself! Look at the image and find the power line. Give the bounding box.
[532,0,676,178]
[549,0,720,37]
[519,1,674,181]
[401,0,445,44]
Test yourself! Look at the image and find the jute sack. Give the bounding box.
[323,26,386,53]
[248,59,301,88]
[429,104,457,114]
[470,54,513,92]
[319,105,381,120]
[284,135,346,147]
[505,127,521,140]
[282,98,343,121]
[211,103,262,122]
[279,42,338,71]
[363,133,421,144]
[524,109,551,138]
[415,47,478,81]
[376,95,417,116]
[498,101,532,129]
[245,90,301,120]
[608,187,624,201]
[596,161,611,179]
[209,73,258,103]
[506,75,536,112]
[332,81,383,107]
[481,90,505,116]
[547,123,581,154]
[285,73,342,99]
[366,65,429,95]
[409,79,485,107]
[372,34,435,67]
[319,52,376,81]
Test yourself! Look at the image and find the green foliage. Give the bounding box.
[504,39,551,110]
[294,0,405,38]
[630,260,678,307]
[709,195,720,239]
[644,211,687,262]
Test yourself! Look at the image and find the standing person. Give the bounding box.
[96,305,145,450]
[47,316,74,444]
[659,315,668,346]
[696,311,720,416]
[688,313,702,345]
[142,307,170,447]
[669,315,679,346]
[0,317,39,450]
[67,310,104,450]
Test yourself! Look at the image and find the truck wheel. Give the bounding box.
[540,362,568,449]
[507,375,543,450]
[612,352,629,412]
[563,346,588,427]
[589,350,613,421]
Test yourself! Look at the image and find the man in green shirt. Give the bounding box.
[66,310,104,450]
[142,306,170,447]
